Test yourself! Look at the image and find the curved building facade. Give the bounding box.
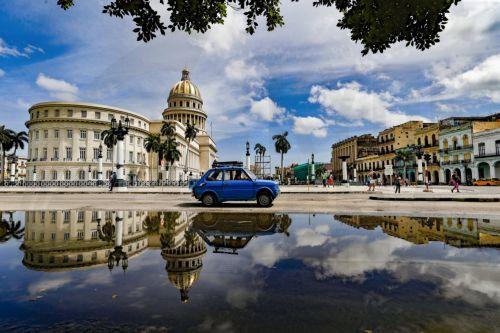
[26,102,151,182]
[24,69,217,182]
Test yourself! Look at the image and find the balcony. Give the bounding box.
[439,144,473,154]
[51,157,59,161]
[475,151,500,159]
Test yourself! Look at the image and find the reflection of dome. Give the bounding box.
[162,236,207,303]
[168,68,202,102]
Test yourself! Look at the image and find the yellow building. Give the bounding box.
[415,123,440,184]
[331,134,378,180]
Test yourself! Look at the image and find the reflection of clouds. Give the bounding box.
[294,225,331,247]
[302,236,411,280]
[27,277,72,296]
[75,270,112,288]
[226,287,260,309]
[248,242,286,268]
[197,317,235,333]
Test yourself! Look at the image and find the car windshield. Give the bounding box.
[244,169,257,180]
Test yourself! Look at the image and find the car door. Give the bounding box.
[204,169,224,200]
[222,169,255,200]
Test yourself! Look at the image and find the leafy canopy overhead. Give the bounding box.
[56,0,461,55]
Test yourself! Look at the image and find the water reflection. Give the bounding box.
[0,211,24,243]
[335,215,500,248]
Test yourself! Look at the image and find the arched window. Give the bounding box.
[452,137,458,149]
[463,134,469,146]
[180,101,183,107]
[417,138,421,146]
[424,136,429,146]
[432,134,437,146]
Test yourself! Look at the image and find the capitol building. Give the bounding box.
[25,69,217,182]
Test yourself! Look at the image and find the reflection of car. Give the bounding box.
[192,213,291,254]
[192,166,280,207]
[473,178,500,186]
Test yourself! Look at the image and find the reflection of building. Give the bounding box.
[192,213,291,254]
[21,210,148,270]
[160,211,206,303]
[335,215,500,248]
[25,69,217,182]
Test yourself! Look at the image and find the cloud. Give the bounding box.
[28,277,72,296]
[439,54,500,103]
[0,68,4,77]
[36,73,79,100]
[292,116,328,138]
[250,97,285,121]
[0,38,44,57]
[308,82,430,127]
[225,59,263,82]
[24,44,45,55]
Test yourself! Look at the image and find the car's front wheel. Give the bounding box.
[257,192,273,207]
[201,193,217,207]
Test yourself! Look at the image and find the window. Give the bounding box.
[35,131,39,140]
[206,169,223,181]
[36,111,40,118]
[64,211,70,223]
[65,170,71,180]
[95,111,101,119]
[92,170,98,179]
[42,147,47,159]
[65,147,72,160]
[51,233,56,241]
[67,129,73,139]
[91,251,97,260]
[52,170,57,180]
[478,143,486,157]
[54,129,59,138]
[130,135,134,144]
[41,212,45,223]
[67,109,73,117]
[93,148,99,160]
[53,148,59,160]
[107,149,112,161]
[64,233,70,240]
[40,233,45,241]
[137,137,141,145]
[81,110,87,118]
[129,151,133,163]
[94,131,100,140]
[44,130,48,139]
[130,118,135,126]
[44,110,48,117]
[63,255,69,263]
[108,113,114,121]
[80,130,87,139]
[78,170,85,180]
[55,109,60,117]
[77,211,84,222]
[41,170,46,180]
[77,254,83,262]
[79,147,86,161]
[496,140,500,155]
[92,211,98,221]
[51,211,57,223]
[137,152,141,164]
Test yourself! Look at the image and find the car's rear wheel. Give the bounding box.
[201,193,217,207]
[257,191,273,207]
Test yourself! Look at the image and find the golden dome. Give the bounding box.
[168,68,202,101]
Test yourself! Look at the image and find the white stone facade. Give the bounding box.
[473,128,500,179]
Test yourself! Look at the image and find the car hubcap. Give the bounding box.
[204,195,213,205]
[260,195,269,206]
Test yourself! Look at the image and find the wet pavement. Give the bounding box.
[1,210,499,332]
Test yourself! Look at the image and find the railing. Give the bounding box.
[439,144,473,154]
[0,180,190,187]
[475,152,500,159]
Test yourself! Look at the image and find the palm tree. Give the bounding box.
[101,129,118,171]
[254,143,266,157]
[143,215,161,235]
[395,148,412,180]
[161,137,182,181]
[161,121,175,138]
[315,165,326,179]
[9,131,28,157]
[184,121,199,179]
[144,133,162,180]
[272,131,291,183]
[0,126,14,183]
[0,213,24,243]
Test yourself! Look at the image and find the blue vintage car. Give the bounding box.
[192,166,280,207]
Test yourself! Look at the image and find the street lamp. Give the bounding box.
[245,141,250,170]
[97,143,103,185]
[310,153,315,184]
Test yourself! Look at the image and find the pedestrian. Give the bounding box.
[424,169,431,191]
[327,174,334,187]
[368,171,376,191]
[395,173,402,193]
[451,172,460,193]
[109,171,116,192]
[322,172,327,187]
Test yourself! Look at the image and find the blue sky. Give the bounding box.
[1,0,499,166]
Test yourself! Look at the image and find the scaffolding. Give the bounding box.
[254,155,271,179]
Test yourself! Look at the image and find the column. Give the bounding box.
[10,160,16,182]
[490,162,496,179]
[472,165,479,180]
[342,160,348,181]
[417,158,423,182]
[439,169,445,184]
[115,211,124,248]
[353,168,357,182]
[115,138,127,190]
[32,166,37,181]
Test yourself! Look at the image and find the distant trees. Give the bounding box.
[0,126,28,182]
[272,131,291,183]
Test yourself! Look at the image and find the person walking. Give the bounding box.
[451,172,460,193]
[327,173,334,187]
[109,171,116,192]
[395,173,402,193]
[322,172,327,187]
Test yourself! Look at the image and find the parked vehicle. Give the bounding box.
[473,178,500,186]
[192,166,280,207]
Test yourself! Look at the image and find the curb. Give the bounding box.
[369,196,500,202]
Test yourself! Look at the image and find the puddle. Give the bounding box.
[1,210,499,332]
